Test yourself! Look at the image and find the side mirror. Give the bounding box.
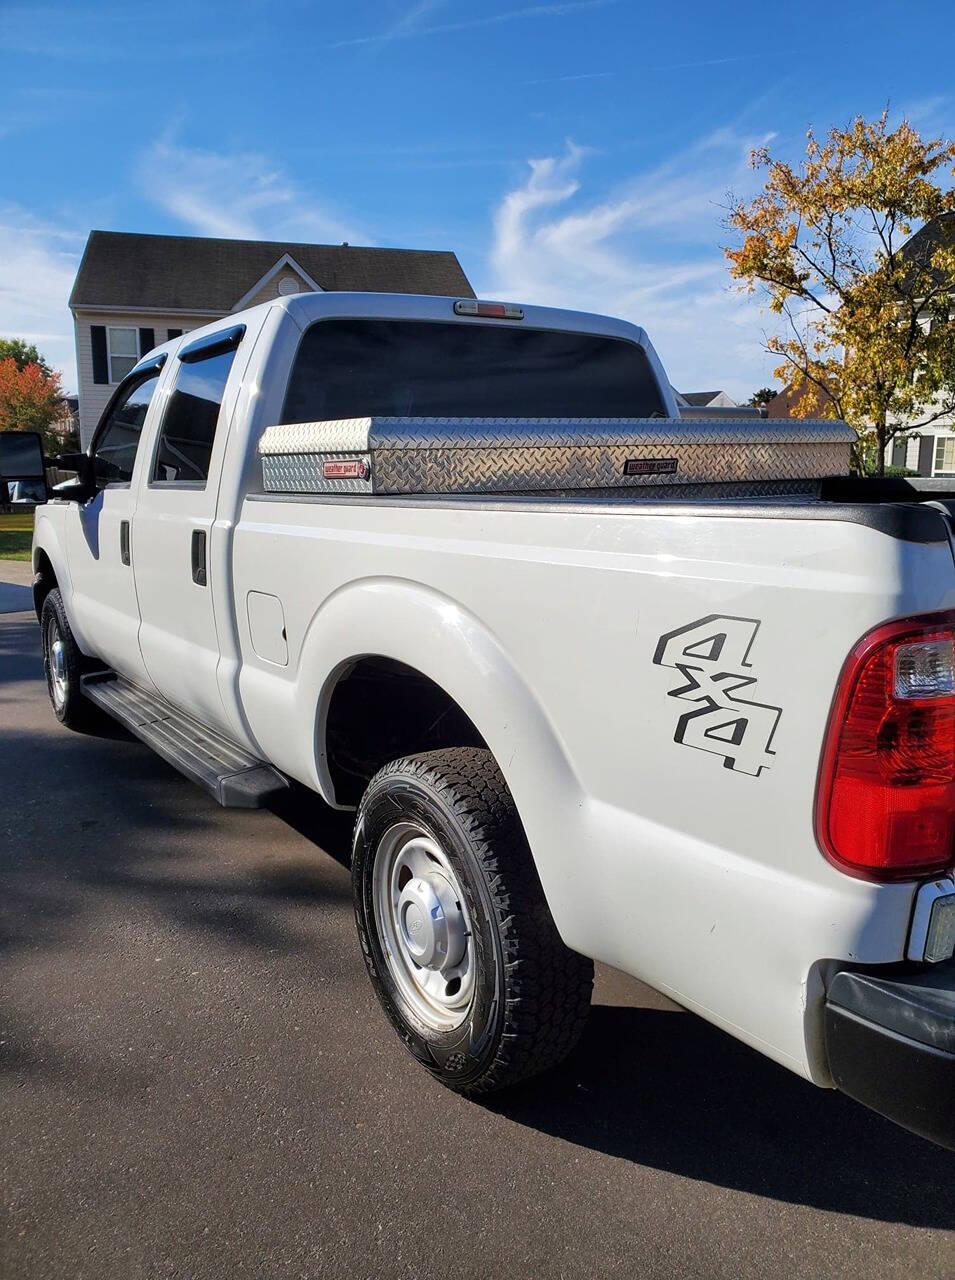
[0,431,49,504]
[51,451,95,502]
[53,451,87,473]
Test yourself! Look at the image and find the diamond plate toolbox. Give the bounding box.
[258,416,855,496]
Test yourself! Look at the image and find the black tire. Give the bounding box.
[352,747,593,1094]
[40,589,92,729]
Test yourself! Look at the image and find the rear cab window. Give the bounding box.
[151,331,244,486]
[281,319,667,423]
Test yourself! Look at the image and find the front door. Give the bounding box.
[132,327,245,735]
[65,364,164,686]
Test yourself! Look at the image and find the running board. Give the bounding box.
[81,671,288,808]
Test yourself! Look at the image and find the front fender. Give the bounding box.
[31,507,76,627]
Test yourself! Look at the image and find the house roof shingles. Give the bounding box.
[897,210,955,290]
[679,391,723,407]
[69,230,475,312]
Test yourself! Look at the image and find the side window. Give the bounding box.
[152,348,237,485]
[92,372,161,487]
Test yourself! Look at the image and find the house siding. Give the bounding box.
[74,309,219,446]
[885,396,955,476]
[927,415,955,476]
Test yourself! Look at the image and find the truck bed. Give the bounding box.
[248,476,955,548]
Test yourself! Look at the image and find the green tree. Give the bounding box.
[725,111,955,474]
[0,338,53,376]
[748,387,777,408]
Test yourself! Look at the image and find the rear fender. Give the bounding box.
[295,577,586,933]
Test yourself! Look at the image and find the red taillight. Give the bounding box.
[816,611,955,881]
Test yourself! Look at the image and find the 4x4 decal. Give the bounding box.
[652,615,782,777]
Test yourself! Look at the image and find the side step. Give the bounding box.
[81,671,288,808]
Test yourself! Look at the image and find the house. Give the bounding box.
[766,382,835,420]
[675,390,738,410]
[49,394,80,450]
[884,211,955,476]
[887,433,941,476]
[69,230,475,446]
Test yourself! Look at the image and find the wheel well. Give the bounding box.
[32,548,57,620]
[324,656,486,806]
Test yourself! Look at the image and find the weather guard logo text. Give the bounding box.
[652,615,782,777]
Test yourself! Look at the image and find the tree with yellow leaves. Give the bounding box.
[725,112,955,474]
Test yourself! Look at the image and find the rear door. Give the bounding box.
[132,325,246,734]
[65,358,166,686]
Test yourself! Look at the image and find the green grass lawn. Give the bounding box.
[0,510,34,561]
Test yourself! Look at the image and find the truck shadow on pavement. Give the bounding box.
[269,783,355,869]
[488,1003,955,1228]
[0,582,33,615]
[0,612,355,975]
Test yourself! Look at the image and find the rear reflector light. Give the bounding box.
[453,299,524,320]
[816,611,955,881]
[925,894,955,963]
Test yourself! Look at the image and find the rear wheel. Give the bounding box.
[41,589,92,729]
[352,747,593,1094]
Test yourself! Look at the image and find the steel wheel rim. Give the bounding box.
[47,619,68,709]
[372,822,475,1031]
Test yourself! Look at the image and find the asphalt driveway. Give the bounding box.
[1,559,953,1279]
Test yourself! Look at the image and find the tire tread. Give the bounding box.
[356,747,593,1094]
[40,589,94,730]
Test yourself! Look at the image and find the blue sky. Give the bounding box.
[2,0,954,398]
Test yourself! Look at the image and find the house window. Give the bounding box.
[107,327,139,383]
[935,435,955,476]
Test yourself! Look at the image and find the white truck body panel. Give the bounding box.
[63,481,151,687]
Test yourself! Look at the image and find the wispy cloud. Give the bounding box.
[485,135,778,399]
[136,135,367,244]
[645,55,750,73]
[330,0,614,48]
[896,95,952,129]
[0,86,111,140]
[523,56,749,86]
[0,4,252,59]
[380,0,450,44]
[522,71,615,86]
[0,208,84,391]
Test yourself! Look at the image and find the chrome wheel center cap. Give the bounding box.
[398,874,465,971]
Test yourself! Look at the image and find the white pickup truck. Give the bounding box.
[5,290,955,1149]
